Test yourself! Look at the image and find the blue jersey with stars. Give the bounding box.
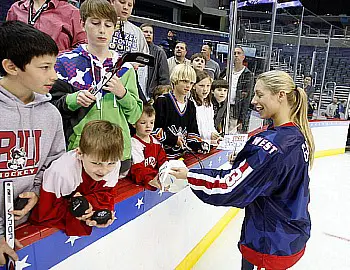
[187,123,311,267]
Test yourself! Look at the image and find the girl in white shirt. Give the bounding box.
[191,70,221,144]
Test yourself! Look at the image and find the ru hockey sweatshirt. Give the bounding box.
[0,85,66,235]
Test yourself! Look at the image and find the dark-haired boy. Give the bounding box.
[0,21,65,264]
[129,103,167,190]
[212,79,229,133]
[190,53,206,72]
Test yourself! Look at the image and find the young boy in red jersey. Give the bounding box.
[129,103,167,190]
[31,120,123,236]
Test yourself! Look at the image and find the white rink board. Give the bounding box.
[51,187,231,270]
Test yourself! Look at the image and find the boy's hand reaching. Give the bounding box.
[73,192,94,221]
[0,237,23,266]
[85,211,116,228]
[103,75,126,99]
[13,192,38,221]
[169,167,189,180]
[149,175,161,189]
[77,90,96,107]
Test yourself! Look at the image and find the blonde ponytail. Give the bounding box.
[292,87,315,167]
[257,70,315,168]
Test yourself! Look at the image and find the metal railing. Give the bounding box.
[245,21,349,38]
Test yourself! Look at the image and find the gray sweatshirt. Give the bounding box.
[0,86,66,235]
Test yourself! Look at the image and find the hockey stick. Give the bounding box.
[90,52,155,96]
[4,181,15,270]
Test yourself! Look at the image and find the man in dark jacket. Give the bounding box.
[141,23,170,99]
[229,47,254,133]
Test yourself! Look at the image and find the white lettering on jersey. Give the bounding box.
[302,142,309,162]
[251,137,278,154]
[144,156,156,168]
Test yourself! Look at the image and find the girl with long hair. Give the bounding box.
[191,70,221,144]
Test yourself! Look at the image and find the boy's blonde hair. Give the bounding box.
[80,0,119,26]
[257,70,315,167]
[79,120,124,161]
[170,64,196,87]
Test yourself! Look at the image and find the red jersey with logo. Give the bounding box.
[129,135,167,190]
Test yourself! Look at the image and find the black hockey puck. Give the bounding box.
[91,209,112,225]
[69,196,89,217]
[14,197,29,211]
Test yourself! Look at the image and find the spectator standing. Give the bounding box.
[6,0,87,52]
[201,43,220,79]
[162,29,177,58]
[167,42,191,75]
[303,75,314,99]
[190,53,206,72]
[0,21,66,263]
[325,97,338,118]
[51,0,142,176]
[211,79,229,133]
[229,47,253,133]
[338,100,346,119]
[140,23,170,99]
[191,70,221,144]
[109,0,149,99]
[153,64,207,159]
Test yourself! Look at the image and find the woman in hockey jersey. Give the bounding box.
[170,70,315,270]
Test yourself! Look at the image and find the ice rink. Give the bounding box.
[194,153,350,270]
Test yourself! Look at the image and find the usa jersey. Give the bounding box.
[187,123,311,269]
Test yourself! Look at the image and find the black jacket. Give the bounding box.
[212,98,227,134]
[146,42,170,97]
[233,67,254,132]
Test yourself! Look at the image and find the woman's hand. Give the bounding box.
[169,167,189,180]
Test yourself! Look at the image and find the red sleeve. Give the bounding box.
[30,187,92,236]
[84,185,117,211]
[130,162,158,191]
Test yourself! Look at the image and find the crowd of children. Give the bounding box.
[0,0,231,263]
[1,0,316,269]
